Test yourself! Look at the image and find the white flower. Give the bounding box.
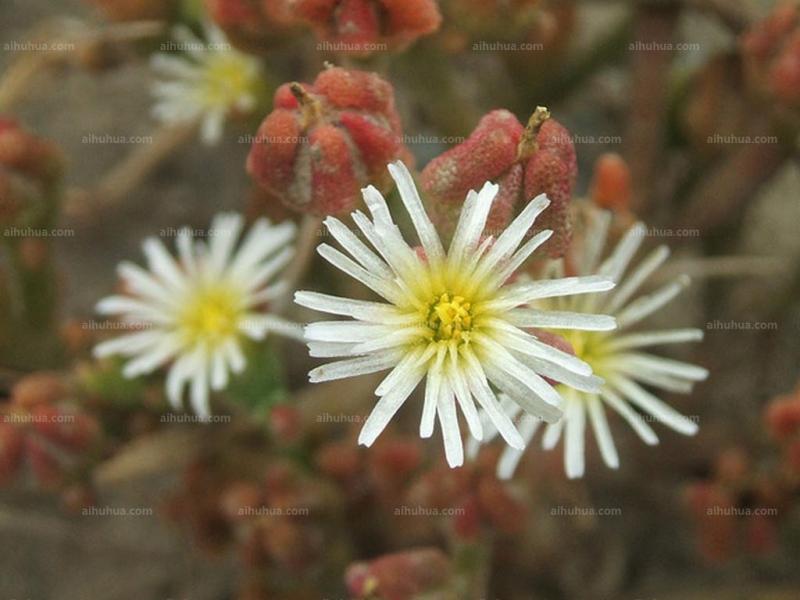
[294,161,617,468]
[94,213,299,416]
[150,22,262,144]
[472,207,709,479]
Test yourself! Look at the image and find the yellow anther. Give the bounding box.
[427,293,474,343]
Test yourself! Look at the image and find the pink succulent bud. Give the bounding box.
[742,2,800,108]
[422,107,577,258]
[206,0,299,54]
[292,0,442,56]
[247,67,411,216]
[591,152,632,212]
[0,373,101,489]
[345,547,452,600]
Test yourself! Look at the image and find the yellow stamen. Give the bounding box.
[427,293,473,343]
[179,285,242,346]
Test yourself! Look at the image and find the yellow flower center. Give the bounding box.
[202,54,256,110]
[179,285,243,346]
[427,293,474,343]
[558,329,610,379]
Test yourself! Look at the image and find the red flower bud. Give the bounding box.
[422,107,576,258]
[742,2,800,109]
[591,153,632,212]
[12,372,68,408]
[765,389,800,439]
[345,547,452,600]
[247,67,411,216]
[206,0,299,54]
[292,0,442,56]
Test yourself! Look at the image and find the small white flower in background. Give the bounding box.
[295,161,617,468]
[150,22,262,144]
[94,213,300,416]
[470,206,709,479]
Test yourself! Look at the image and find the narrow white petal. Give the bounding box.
[358,363,426,447]
[387,161,446,263]
[460,350,525,449]
[317,244,403,304]
[613,352,709,382]
[564,395,587,479]
[208,212,244,276]
[324,217,393,278]
[309,350,403,382]
[615,275,690,329]
[437,388,464,467]
[604,245,670,314]
[606,328,704,351]
[541,418,565,450]
[448,184,497,268]
[506,308,617,331]
[93,330,164,358]
[142,237,188,291]
[586,394,619,469]
[295,290,400,321]
[190,366,211,417]
[597,221,645,283]
[610,376,699,436]
[491,275,615,309]
[600,387,659,445]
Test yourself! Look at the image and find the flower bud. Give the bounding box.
[742,2,800,109]
[292,0,442,56]
[423,107,577,258]
[12,372,68,408]
[345,547,452,600]
[206,0,299,54]
[590,152,632,212]
[247,67,411,216]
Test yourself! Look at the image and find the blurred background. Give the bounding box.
[1,0,799,599]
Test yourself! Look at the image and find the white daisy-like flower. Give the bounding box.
[294,161,618,468]
[471,206,709,479]
[94,213,300,416]
[150,22,262,144]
